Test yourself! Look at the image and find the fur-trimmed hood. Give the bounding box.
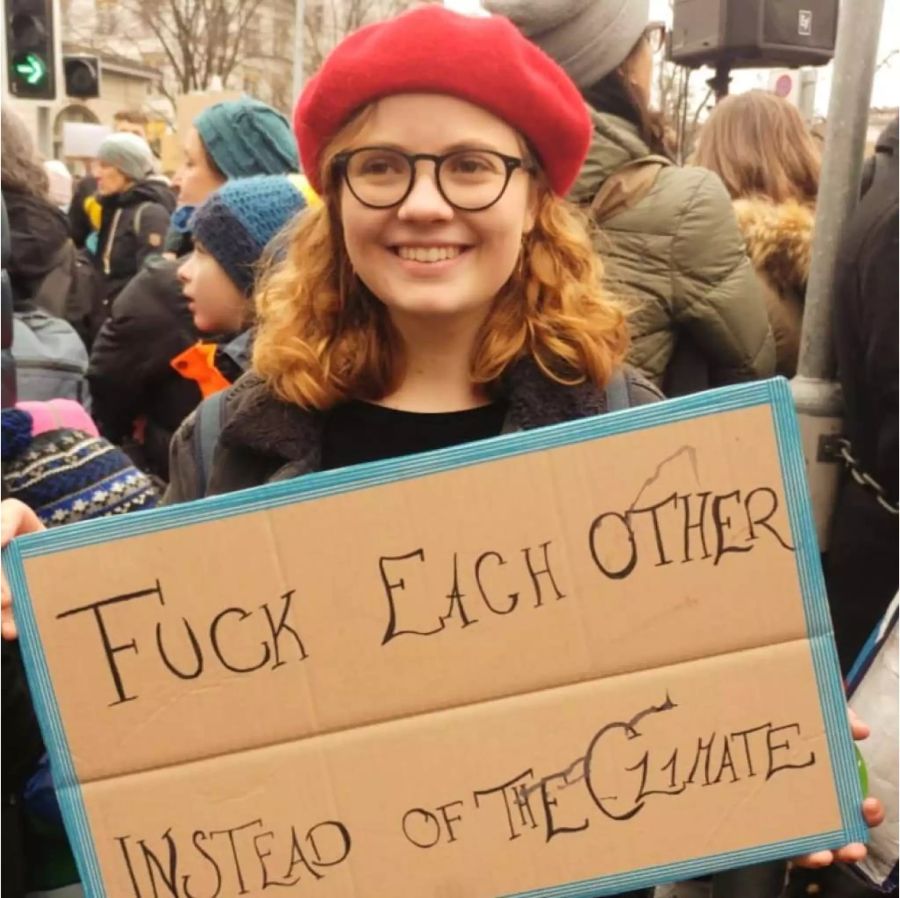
[732,197,814,296]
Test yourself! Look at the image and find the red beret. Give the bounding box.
[294,6,592,197]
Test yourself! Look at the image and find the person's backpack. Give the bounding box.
[32,240,104,349]
[11,308,91,409]
[590,155,711,397]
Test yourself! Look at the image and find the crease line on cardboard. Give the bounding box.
[73,633,827,789]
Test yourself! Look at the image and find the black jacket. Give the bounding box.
[3,188,70,306]
[165,361,663,503]
[2,640,46,898]
[88,256,202,479]
[827,118,899,672]
[94,179,174,304]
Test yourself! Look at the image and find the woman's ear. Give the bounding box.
[523,182,540,235]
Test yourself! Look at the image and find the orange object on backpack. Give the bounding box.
[170,342,231,398]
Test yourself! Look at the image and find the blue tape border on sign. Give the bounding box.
[767,379,866,843]
[5,539,105,896]
[3,377,866,898]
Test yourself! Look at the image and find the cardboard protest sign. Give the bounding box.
[4,378,865,898]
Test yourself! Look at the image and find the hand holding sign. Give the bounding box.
[1,498,44,640]
[794,711,884,869]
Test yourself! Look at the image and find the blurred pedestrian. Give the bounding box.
[693,90,821,377]
[42,160,73,212]
[826,117,898,675]
[91,132,174,307]
[87,98,301,482]
[1,109,71,308]
[487,0,775,396]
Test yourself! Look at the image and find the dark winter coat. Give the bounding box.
[164,361,662,504]
[569,110,774,394]
[94,179,174,305]
[2,640,46,898]
[88,256,202,479]
[826,118,899,673]
[732,197,814,378]
[3,188,70,306]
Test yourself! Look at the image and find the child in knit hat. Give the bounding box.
[178,175,313,333]
[171,175,314,393]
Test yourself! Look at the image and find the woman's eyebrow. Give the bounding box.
[354,140,509,154]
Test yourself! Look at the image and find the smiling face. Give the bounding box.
[177,242,248,333]
[337,94,537,335]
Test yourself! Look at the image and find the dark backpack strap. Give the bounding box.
[193,390,227,498]
[604,368,630,412]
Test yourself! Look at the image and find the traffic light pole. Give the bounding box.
[36,102,50,154]
[791,0,886,549]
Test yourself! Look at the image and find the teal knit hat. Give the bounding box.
[194,97,299,179]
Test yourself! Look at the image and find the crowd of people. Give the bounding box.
[1,1,896,896]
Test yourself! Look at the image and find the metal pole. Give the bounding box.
[36,105,51,157]
[797,0,885,379]
[791,0,885,550]
[292,0,306,103]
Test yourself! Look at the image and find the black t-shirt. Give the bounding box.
[321,400,508,470]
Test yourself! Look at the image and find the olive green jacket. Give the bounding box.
[570,110,775,390]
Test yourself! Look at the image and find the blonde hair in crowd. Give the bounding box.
[252,105,629,410]
[692,90,821,205]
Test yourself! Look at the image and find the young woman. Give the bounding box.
[87,99,300,480]
[163,6,659,502]
[693,90,821,377]
[488,0,775,397]
[0,5,884,886]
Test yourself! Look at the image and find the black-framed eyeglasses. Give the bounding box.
[333,146,531,212]
[643,20,667,54]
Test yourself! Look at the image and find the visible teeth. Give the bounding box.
[397,246,462,263]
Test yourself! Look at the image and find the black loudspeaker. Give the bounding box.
[670,0,838,69]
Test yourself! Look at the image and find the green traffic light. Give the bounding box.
[13,52,47,86]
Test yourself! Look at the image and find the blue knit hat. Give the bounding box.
[194,98,299,179]
[1,410,159,526]
[191,175,315,295]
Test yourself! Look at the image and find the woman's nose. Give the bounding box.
[397,163,454,221]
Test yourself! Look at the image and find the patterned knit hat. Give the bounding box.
[194,98,299,179]
[190,175,315,296]
[1,409,160,527]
